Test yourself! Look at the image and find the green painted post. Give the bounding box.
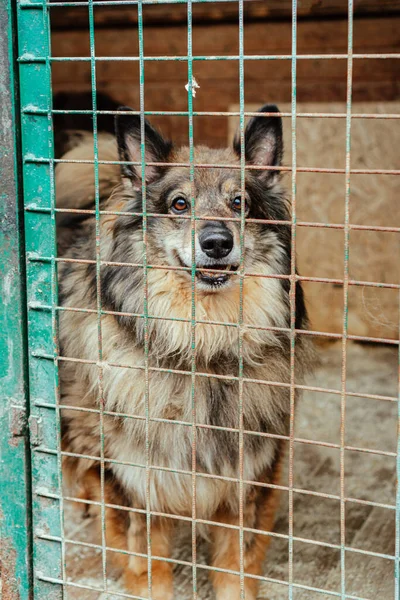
[0,0,32,597]
[16,0,63,596]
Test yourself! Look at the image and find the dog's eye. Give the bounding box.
[171,197,189,213]
[231,196,247,213]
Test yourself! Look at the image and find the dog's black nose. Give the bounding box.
[199,226,233,259]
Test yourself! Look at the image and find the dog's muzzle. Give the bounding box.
[199,225,234,259]
[196,224,238,287]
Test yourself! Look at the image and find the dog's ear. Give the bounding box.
[115,107,173,187]
[233,104,283,182]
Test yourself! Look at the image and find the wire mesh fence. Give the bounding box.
[8,0,400,599]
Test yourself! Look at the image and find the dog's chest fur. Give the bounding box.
[60,303,290,517]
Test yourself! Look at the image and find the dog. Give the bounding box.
[57,104,313,599]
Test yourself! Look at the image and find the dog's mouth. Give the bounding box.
[197,263,239,286]
[176,255,239,287]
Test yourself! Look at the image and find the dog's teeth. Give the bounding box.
[226,265,231,271]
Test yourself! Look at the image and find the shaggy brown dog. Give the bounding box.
[57,105,313,599]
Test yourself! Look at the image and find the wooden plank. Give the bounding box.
[48,1,400,30]
[50,57,399,86]
[229,102,400,341]
[51,16,400,58]
[51,79,399,148]
[50,15,400,146]
[50,16,400,120]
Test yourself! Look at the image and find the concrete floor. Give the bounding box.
[63,341,398,599]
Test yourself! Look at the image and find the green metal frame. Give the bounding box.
[16,0,63,596]
[1,0,399,598]
[0,0,32,597]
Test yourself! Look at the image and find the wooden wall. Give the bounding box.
[229,101,399,341]
[50,12,400,146]
[50,8,399,341]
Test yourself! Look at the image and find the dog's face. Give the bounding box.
[115,105,288,293]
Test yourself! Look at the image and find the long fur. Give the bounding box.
[57,107,314,598]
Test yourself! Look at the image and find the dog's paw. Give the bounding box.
[123,562,173,600]
[214,581,257,600]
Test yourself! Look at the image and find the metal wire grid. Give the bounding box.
[187,2,200,595]
[15,0,400,599]
[340,5,353,596]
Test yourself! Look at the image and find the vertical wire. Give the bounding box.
[340,2,353,598]
[396,286,400,600]
[50,161,67,596]
[238,0,246,597]
[45,3,67,586]
[186,1,198,597]
[137,3,153,598]
[288,1,298,598]
[87,0,108,595]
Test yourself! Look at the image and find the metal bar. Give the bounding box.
[185,1,198,597]
[32,402,400,454]
[33,527,397,566]
[24,207,400,235]
[24,303,400,345]
[287,2,298,598]
[0,0,32,595]
[31,529,398,582]
[36,487,399,522]
[23,156,400,176]
[33,571,377,600]
[29,352,400,401]
[16,0,63,595]
[20,108,400,120]
[238,0,246,595]
[17,0,400,8]
[395,196,400,590]
[87,0,109,594]
[340,3,354,598]
[33,491,399,562]
[17,52,400,61]
[47,78,68,600]
[34,451,397,511]
[24,260,400,294]
[137,3,153,597]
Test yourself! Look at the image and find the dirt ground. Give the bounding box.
[62,341,398,600]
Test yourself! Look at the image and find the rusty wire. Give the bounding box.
[17,0,399,597]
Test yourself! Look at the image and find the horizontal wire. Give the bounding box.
[34,400,398,456]
[21,107,400,120]
[26,302,400,343]
[37,488,397,529]
[34,575,150,600]
[26,0,347,7]
[26,255,400,294]
[23,155,400,176]
[36,484,396,513]
[35,489,396,561]
[34,527,396,568]
[14,0,400,11]
[34,549,378,600]
[18,53,400,62]
[34,445,396,510]
[25,204,400,235]
[31,352,399,401]
[26,303,384,333]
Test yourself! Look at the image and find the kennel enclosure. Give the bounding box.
[1,1,400,599]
